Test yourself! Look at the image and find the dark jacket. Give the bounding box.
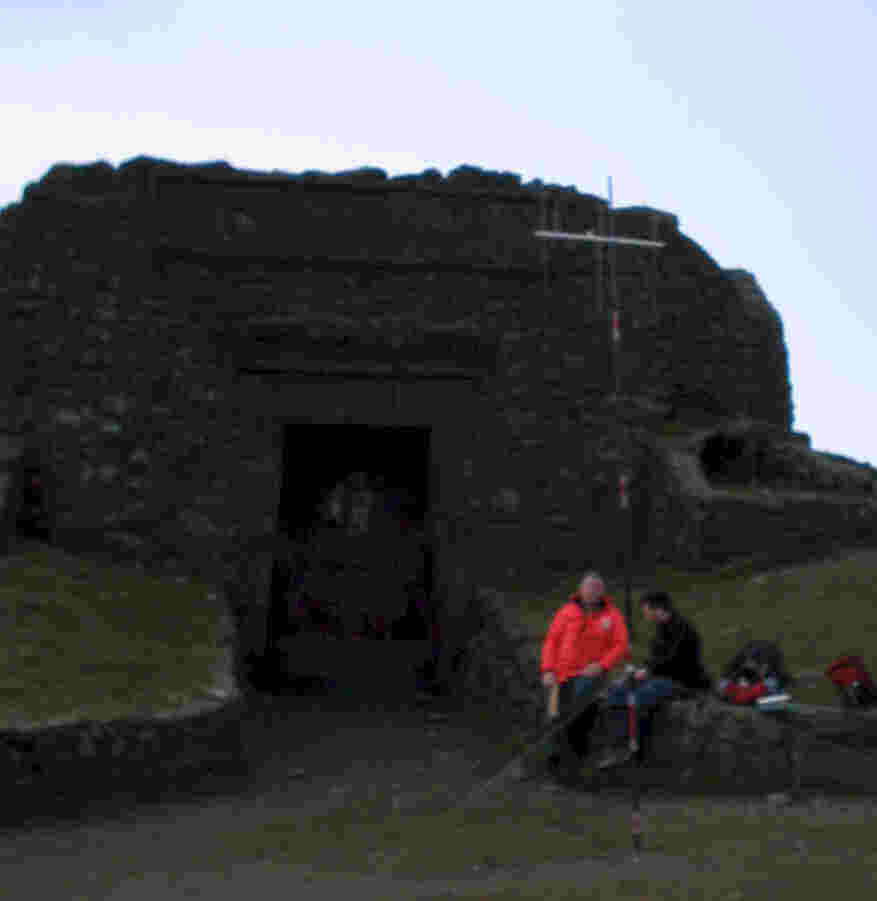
[646,611,712,692]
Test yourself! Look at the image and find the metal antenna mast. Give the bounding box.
[534,177,665,640]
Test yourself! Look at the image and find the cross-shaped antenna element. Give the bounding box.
[533,230,665,248]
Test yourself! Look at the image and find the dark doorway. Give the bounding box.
[259,424,436,699]
[699,433,760,485]
[276,423,430,542]
[13,451,52,545]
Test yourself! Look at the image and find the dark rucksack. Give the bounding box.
[722,639,793,686]
[719,639,793,704]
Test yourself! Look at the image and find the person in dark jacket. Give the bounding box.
[595,590,712,769]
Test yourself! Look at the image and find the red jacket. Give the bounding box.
[540,594,630,684]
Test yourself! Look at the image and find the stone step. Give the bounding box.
[271,635,432,697]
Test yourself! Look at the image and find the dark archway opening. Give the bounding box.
[700,432,773,487]
[11,449,53,547]
[699,433,748,483]
[251,423,437,700]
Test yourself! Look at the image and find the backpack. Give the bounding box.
[719,639,793,705]
[825,655,877,709]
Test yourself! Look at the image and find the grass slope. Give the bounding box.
[0,544,229,727]
[3,542,875,722]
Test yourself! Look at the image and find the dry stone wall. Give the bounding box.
[0,693,248,827]
[461,587,877,796]
[0,155,833,637]
[651,426,877,568]
[461,588,545,722]
[0,631,246,827]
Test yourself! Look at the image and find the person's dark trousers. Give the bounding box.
[604,677,684,757]
[550,675,602,765]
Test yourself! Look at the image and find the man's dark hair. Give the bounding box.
[640,591,675,613]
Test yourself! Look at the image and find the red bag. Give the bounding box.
[826,655,869,688]
[826,655,877,708]
[721,680,768,705]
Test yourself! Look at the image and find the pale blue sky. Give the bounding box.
[3,1,876,462]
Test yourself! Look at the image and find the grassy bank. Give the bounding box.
[3,541,875,724]
[509,548,877,706]
[0,543,229,726]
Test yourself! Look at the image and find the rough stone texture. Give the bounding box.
[0,155,871,676]
[0,663,247,827]
[648,695,801,788]
[652,425,877,567]
[462,587,544,722]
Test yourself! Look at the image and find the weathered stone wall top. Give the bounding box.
[4,156,678,269]
[1,156,793,432]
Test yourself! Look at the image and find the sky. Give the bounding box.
[3,0,876,462]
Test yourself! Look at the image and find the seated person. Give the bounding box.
[540,572,630,776]
[596,590,712,769]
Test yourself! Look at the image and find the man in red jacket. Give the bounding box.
[541,571,630,777]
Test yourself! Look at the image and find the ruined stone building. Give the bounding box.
[1,158,874,684]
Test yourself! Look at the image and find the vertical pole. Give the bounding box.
[619,472,634,639]
[649,212,659,320]
[45,434,57,548]
[624,473,636,641]
[628,668,643,861]
[540,190,550,294]
[608,177,620,399]
[609,177,634,640]
[552,196,563,305]
[594,207,604,314]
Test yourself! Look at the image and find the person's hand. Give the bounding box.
[634,668,648,681]
[542,671,556,688]
[580,663,603,678]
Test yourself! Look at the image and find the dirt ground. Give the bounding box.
[0,687,873,900]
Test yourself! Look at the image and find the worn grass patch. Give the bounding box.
[510,549,877,706]
[0,544,228,725]
[201,794,877,897]
[213,795,616,876]
[419,860,877,901]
